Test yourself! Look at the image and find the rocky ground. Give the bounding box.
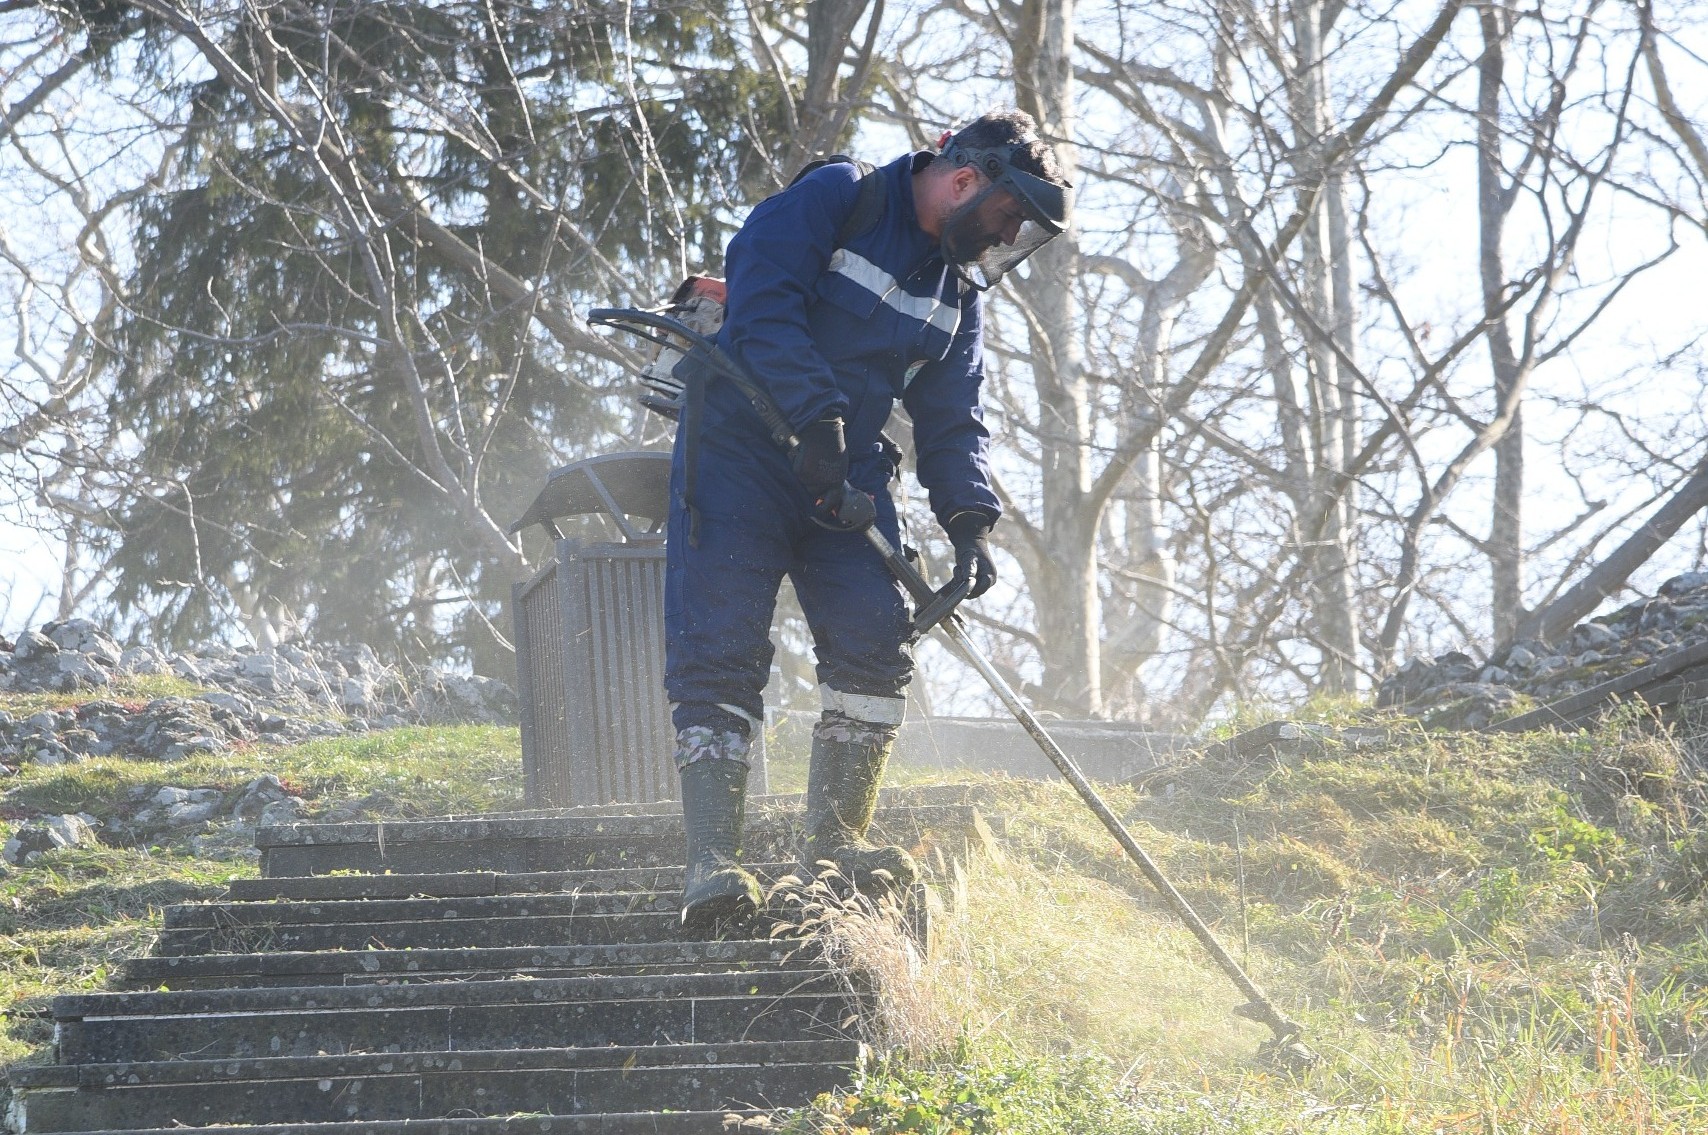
[1378,571,1708,728]
[0,619,519,865]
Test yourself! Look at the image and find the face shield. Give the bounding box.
[940,140,1073,290]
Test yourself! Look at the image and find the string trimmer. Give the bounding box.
[589,306,1312,1062]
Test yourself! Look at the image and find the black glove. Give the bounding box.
[792,416,847,499]
[945,511,996,599]
[811,483,877,532]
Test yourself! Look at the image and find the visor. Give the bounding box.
[942,139,1073,289]
[958,219,1058,290]
[945,140,1072,232]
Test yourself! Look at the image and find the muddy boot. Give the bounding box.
[803,713,918,893]
[678,756,762,936]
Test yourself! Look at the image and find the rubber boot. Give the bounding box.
[678,759,762,936]
[803,720,919,892]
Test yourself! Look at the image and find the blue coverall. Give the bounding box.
[665,151,1002,740]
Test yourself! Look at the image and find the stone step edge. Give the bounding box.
[162,892,688,929]
[9,1038,865,1089]
[54,969,852,1020]
[256,803,981,848]
[119,940,816,983]
[224,863,802,900]
[423,782,981,821]
[163,883,872,927]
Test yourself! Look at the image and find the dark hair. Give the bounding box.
[938,109,1063,184]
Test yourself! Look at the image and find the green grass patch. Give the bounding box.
[783,716,1708,1133]
[5,725,524,825]
[0,674,210,716]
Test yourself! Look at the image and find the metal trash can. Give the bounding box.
[509,453,676,807]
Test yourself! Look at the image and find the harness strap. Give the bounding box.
[681,354,709,547]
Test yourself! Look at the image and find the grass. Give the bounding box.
[12,682,1708,1132]
[5,725,525,825]
[0,673,211,716]
[782,708,1708,1133]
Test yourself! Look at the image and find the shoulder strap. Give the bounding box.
[789,155,884,248]
[836,164,884,246]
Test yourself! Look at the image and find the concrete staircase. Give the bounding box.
[8,788,980,1134]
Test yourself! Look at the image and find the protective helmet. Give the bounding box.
[939,135,1074,290]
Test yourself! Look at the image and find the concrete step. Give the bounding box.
[163,891,686,930]
[118,939,816,991]
[27,1113,776,1134]
[450,783,980,820]
[54,973,857,1064]
[258,804,979,877]
[155,906,687,955]
[225,863,799,902]
[12,1040,859,1129]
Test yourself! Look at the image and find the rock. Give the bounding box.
[1660,572,1708,597]
[260,797,309,826]
[3,813,97,864]
[45,619,120,665]
[23,738,73,766]
[57,651,112,690]
[162,735,226,760]
[1638,598,1675,631]
[1386,572,1708,726]
[59,728,101,756]
[3,618,513,745]
[165,797,225,825]
[119,645,169,675]
[13,630,58,662]
[1572,621,1623,651]
[230,774,295,821]
[156,787,226,825]
[411,669,518,725]
[197,690,254,718]
[239,651,298,694]
[340,676,375,712]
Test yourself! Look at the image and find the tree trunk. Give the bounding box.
[1514,456,1708,645]
[1012,0,1101,715]
[1292,0,1360,693]
[1480,0,1526,641]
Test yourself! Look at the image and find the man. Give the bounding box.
[666,110,1071,934]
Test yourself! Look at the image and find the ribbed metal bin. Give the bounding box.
[509,453,676,806]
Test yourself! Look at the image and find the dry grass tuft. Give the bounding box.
[769,870,958,1059]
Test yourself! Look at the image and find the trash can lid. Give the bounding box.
[510,452,670,539]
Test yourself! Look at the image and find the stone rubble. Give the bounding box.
[1378,572,1708,728]
[0,618,518,773]
[3,812,100,865]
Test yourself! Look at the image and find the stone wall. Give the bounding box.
[1378,572,1708,728]
[0,619,517,773]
